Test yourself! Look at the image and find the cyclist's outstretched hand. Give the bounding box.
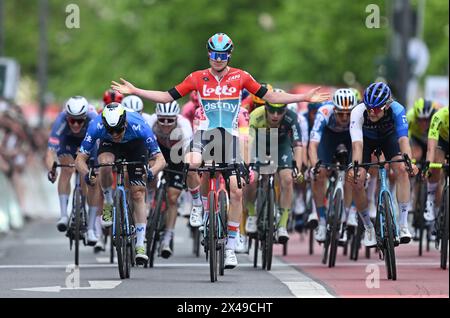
[303,87,331,103]
[111,78,136,95]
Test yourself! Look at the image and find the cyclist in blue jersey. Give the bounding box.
[75,102,166,265]
[309,89,359,243]
[45,96,102,245]
[348,82,418,247]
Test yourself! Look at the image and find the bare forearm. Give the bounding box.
[426,139,438,163]
[294,146,303,171]
[45,149,56,171]
[75,153,90,176]
[264,91,309,104]
[352,141,363,163]
[399,136,412,158]
[308,142,319,167]
[149,153,166,175]
[134,88,173,103]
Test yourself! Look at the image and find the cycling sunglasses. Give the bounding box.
[157,117,177,126]
[367,105,387,115]
[266,106,286,115]
[106,125,126,135]
[208,51,231,62]
[67,117,85,125]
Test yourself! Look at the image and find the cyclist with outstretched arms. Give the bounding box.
[146,101,193,258]
[348,82,418,247]
[308,89,358,243]
[45,96,102,246]
[111,32,329,268]
[75,102,166,265]
[424,106,449,222]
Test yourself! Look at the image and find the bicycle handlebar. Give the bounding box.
[352,153,413,183]
[183,161,249,189]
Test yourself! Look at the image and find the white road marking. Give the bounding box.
[14,280,122,292]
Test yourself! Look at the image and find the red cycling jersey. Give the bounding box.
[171,67,265,136]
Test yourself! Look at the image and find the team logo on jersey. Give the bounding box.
[202,84,237,97]
[227,74,241,81]
[203,101,239,113]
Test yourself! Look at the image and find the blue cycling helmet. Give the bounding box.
[207,33,234,53]
[363,82,391,109]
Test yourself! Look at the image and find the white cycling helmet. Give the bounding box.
[102,102,127,131]
[122,95,144,113]
[156,101,180,116]
[333,88,358,111]
[65,96,89,118]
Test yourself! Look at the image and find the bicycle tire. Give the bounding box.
[382,192,397,280]
[109,229,114,264]
[417,180,427,256]
[440,186,449,270]
[74,188,82,266]
[266,187,275,271]
[125,203,134,278]
[114,190,126,279]
[328,189,342,268]
[309,228,314,255]
[322,182,335,265]
[192,227,200,257]
[146,187,164,268]
[218,190,227,276]
[208,191,217,282]
[253,236,259,268]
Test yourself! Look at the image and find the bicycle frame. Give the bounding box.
[376,167,399,241]
[112,164,133,241]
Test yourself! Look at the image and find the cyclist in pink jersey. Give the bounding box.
[112,32,329,269]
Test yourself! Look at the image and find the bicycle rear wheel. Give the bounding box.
[114,191,126,279]
[440,186,449,270]
[382,192,397,280]
[265,188,275,271]
[146,187,164,268]
[208,191,217,282]
[218,190,227,276]
[328,189,342,268]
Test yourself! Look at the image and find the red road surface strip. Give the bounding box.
[274,232,449,298]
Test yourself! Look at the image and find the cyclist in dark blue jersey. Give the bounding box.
[45,96,102,246]
[75,102,166,265]
[349,82,418,247]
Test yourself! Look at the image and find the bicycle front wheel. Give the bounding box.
[218,190,228,276]
[114,191,126,279]
[73,189,82,266]
[417,180,427,256]
[381,192,397,280]
[328,189,342,268]
[265,188,275,271]
[208,191,217,282]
